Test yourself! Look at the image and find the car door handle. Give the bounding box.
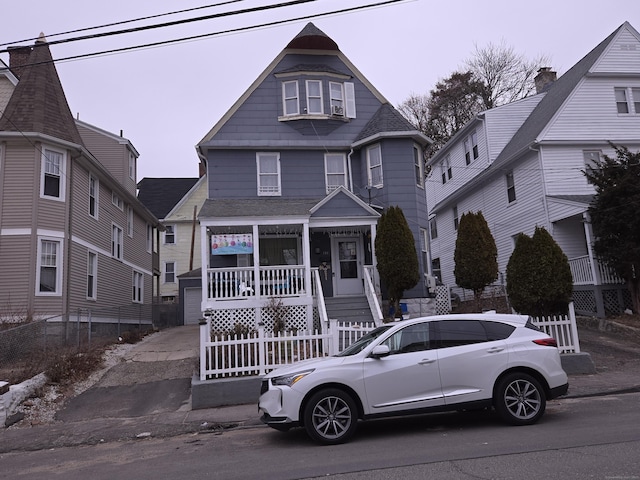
[418,358,436,365]
[487,347,505,353]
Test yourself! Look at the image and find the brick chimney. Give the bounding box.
[534,67,557,93]
[7,45,33,79]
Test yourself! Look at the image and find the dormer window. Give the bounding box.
[283,81,299,116]
[306,80,323,114]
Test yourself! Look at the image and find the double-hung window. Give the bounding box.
[87,251,97,300]
[132,271,143,303]
[615,87,640,114]
[329,81,344,115]
[441,155,452,184]
[429,217,438,240]
[112,224,123,260]
[89,174,98,219]
[366,145,383,187]
[164,262,176,283]
[37,238,62,295]
[283,81,299,116]
[306,80,323,114]
[464,132,479,165]
[112,192,123,210]
[506,171,516,203]
[164,224,176,244]
[127,206,134,237]
[257,152,281,196]
[453,205,459,230]
[584,150,601,184]
[324,153,347,193]
[128,151,136,181]
[414,145,424,188]
[42,148,65,200]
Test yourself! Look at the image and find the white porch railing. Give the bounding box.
[206,265,306,300]
[199,318,375,380]
[363,266,384,326]
[569,256,623,286]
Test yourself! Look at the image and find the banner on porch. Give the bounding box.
[211,234,253,255]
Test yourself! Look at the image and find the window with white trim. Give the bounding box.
[419,227,429,280]
[41,148,65,200]
[329,81,344,116]
[132,271,143,303]
[506,171,516,203]
[414,145,424,188]
[146,224,152,253]
[282,81,299,116]
[37,238,62,295]
[112,192,123,210]
[429,217,438,240]
[367,144,383,187]
[112,224,123,260]
[431,257,442,283]
[127,206,134,237]
[615,87,640,114]
[89,174,98,219]
[164,224,175,244]
[464,131,479,165]
[164,261,176,283]
[257,152,281,196]
[584,150,601,184]
[129,151,136,181]
[324,153,347,193]
[306,80,323,114]
[441,155,452,184]
[87,251,97,300]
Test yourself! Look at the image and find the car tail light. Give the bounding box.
[533,337,558,347]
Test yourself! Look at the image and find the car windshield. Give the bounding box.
[335,325,393,357]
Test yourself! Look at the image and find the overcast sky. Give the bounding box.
[1,0,637,180]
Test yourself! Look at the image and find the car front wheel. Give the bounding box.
[303,388,358,445]
[495,372,546,425]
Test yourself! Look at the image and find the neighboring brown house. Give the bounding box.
[0,34,161,323]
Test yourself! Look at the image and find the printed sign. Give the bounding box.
[211,234,253,255]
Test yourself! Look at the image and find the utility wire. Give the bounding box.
[0,0,320,53]
[0,0,245,47]
[4,0,407,66]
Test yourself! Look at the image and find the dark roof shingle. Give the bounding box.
[137,177,199,219]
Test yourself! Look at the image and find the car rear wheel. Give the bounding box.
[495,372,546,425]
[303,388,357,445]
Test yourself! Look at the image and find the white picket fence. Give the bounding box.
[199,307,580,380]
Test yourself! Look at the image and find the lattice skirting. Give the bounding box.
[209,305,312,334]
[572,285,632,317]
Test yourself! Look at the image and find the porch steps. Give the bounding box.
[323,296,375,324]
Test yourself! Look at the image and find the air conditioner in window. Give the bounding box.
[331,105,344,116]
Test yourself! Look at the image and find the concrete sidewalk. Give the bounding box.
[1,323,639,454]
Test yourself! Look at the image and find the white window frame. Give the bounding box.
[146,224,153,253]
[87,251,97,300]
[112,224,123,260]
[36,237,63,296]
[324,153,348,193]
[128,151,136,181]
[282,80,299,116]
[615,87,631,114]
[89,173,99,219]
[164,224,176,244]
[453,205,459,231]
[429,216,438,240]
[112,192,123,210]
[164,261,176,284]
[305,79,324,114]
[257,152,282,196]
[127,206,134,237]
[41,147,65,201]
[441,155,452,184]
[413,144,424,188]
[584,150,601,184]
[132,270,143,303]
[366,144,383,188]
[329,81,344,114]
[506,170,516,203]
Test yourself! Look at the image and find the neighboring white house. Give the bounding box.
[426,21,640,317]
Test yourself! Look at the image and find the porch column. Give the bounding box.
[370,222,379,289]
[302,221,313,329]
[583,212,601,285]
[253,224,261,326]
[200,224,209,310]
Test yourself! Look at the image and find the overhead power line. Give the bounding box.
[0,0,408,66]
[0,0,245,47]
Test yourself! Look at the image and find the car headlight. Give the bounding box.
[271,369,315,387]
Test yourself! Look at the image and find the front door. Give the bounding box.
[331,237,363,296]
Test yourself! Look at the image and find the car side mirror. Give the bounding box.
[370,345,390,358]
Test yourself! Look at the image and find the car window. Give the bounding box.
[434,320,488,348]
[482,320,516,340]
[336,325,393,357]
[382,322,431,354]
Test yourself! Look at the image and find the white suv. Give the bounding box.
[259,313,569,444]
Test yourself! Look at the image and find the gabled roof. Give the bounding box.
[137,177,199,219]
[353,103,431,147]
[0,34,83,146]
[492,23,628,168]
